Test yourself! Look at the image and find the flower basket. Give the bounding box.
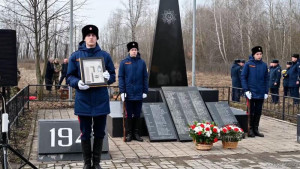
[220,125,244,149]
[196,143,213,150]
[189,121,220,150]
[222,141,238,149]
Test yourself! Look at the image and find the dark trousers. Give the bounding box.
[59,75,66,86]
[250,99,264,116]
[78,115,107,141]
[270,88,279,103]
[125,100,143,119]
[45,78,53,91]
[289,87,299,104]
[284,87,289,96]
[232,88,241,102]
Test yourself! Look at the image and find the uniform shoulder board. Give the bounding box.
[278,69,280,72]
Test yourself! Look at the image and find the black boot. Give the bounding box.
[92,138,103,169]
[81,139,92,169]
[248,114,255,138]
[125,118,133,142]
[253,114,264,137]
[133,118,143,142]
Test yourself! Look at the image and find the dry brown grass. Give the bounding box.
[18,61,232,88]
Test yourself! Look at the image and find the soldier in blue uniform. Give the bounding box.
[269,59,281,104]
[67,25,116,169]
[241,46,269,138]
[119,42,149,142]
[282,61,292,96]
[231,59,242,102]
[239,59,246,97]
[288,54,300,104]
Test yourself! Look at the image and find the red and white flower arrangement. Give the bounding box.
[220,124,244,142]
[189,121,220,145]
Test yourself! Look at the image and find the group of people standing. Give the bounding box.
[232,46,300,138]
[45,57,68,91]
[232,53,300,105]
[66,24,148,169]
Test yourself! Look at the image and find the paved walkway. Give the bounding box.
[25,109,300,168]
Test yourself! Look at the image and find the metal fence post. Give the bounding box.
[282,96,285,120]
[227,87,231,105]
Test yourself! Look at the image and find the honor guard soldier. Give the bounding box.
[282,61,292,96]
[241,46,269,137]
[288,54,300,104]
[119,41,149,142]
[269,59,281,104]
[67,24,116,169]
[231,59,242,102]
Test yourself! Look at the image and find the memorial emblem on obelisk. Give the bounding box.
[161,10,176,24]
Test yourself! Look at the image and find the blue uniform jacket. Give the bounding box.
[241,58,269,99]
[66,41,116,116]
[231,63,242,88]
[287,61,300,87]
[269,65,281,88]
[118,54,148,100]
[282,68,289,87]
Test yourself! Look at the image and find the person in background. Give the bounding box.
[231,59,242,102]
[269,59,281,104]
[59,58,68,88]
[53,58,61,90]
[288,54,300,104]
[45,57,54,92]
[282,61,292,96]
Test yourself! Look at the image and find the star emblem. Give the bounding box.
[162,9,176,25]
[133,43,135,46]
[89,27,92,30]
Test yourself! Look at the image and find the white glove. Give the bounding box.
[245,91,252,100]
[78,80,89,90]
[264,94,268,99]
[143,93,147,99]
[121,93,126,102]
[103,71,110,80]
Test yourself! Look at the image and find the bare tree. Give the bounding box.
[122,0,146,41]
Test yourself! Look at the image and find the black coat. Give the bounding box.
[231,63,242,88]
[269,65,281,88]
[45,61,54,79]
[282,68,289,87]
[61,63,68,76]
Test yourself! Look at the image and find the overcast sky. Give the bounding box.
[78,0,205,29]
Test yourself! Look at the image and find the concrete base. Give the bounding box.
[107,101,148,137]
[230,107,248,133]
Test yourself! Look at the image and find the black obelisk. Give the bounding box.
[148,0,188,88]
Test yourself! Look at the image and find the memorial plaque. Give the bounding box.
[297,114,300,143]
[148,0,188,87]
[162,87,212,141]
[206,102,238,127]
[142,103,177,141]
[38,120,108,154]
